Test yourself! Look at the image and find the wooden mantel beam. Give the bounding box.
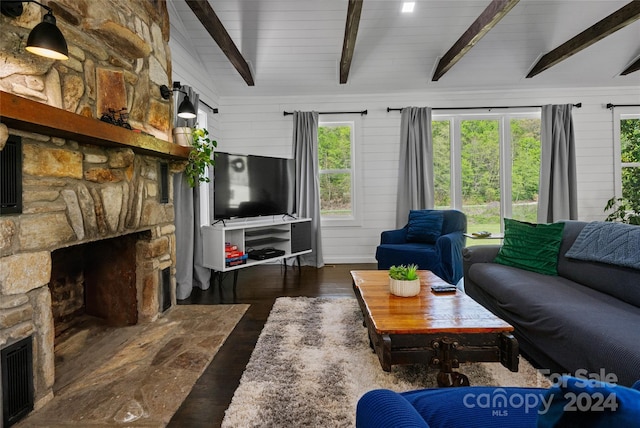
[0,91,189,159]
[527,1,640,78]
[432,0,520,82]
[185,0,255,86]
[340,0,364,84]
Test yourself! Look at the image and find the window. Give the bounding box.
[510,117,541,223]
[619,115,640,204]
[460,118,501,236]
[318,121,355,222]
[433,113,541,244]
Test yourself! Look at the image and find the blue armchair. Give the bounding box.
[375,210,467,284]
[356,376,640,428]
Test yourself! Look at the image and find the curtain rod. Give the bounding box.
[607,103,640,109]
[283,110,367,116]
[386,103,582,112]
[199,99,218,114]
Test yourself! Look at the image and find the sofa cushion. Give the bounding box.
[356,389,430,428]
[406,210,443,244]
[538,376,640,428]
[494,218,564,275]
[557,221,640,308]
[467,262,640,387]
[402,386,544,427]
[376,243,438,268]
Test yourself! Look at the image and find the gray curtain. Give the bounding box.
[396,107,434,228]
[538,104,578,223]
[293,111,324,268]
[173,85,211,300]
[174,173,211,300]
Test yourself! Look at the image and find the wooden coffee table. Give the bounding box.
[351,270,519,387]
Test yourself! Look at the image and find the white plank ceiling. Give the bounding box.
[168,0,640,97]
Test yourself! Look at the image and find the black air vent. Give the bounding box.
[161,267,171,312]
[2,336,34,427]
[0,135,22,215]
[160,162,169,204]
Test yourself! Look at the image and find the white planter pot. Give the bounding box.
[389,278,421,297]
[173,127,193,147]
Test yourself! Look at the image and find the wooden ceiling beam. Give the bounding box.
[621,56,640,75]
[340,0,364,84]
[432,0,520,82]
[185,0,255,86]
[527,1,640,78]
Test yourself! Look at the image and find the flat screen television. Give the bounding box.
[214,152,296,220]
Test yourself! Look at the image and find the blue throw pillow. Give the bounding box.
[565,222,640,270]
[406,210,443,244]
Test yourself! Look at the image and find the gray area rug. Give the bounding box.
[222,297,549,427]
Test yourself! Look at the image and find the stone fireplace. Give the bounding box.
[0,132,181,411]
[0,0,187,417]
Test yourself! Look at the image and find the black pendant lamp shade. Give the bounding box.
[26,10,69,60]
[177,96,197,119]
[160,83,198,119]
[1,1,69,60]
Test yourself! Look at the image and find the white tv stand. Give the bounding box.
[201,216,312,297]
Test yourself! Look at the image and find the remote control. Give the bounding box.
[431,285,457,293]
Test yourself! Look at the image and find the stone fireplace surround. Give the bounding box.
[0,129,181,411]
[0,0,188,416]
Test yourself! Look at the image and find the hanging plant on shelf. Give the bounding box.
[185,127,217,188]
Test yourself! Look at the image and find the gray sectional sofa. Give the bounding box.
[463,220,640,386]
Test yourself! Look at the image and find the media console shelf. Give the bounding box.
[201,217,312,273]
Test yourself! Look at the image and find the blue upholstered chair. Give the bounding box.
[356,376,640,428]
[375,210,467,284]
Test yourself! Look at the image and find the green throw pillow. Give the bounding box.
[494,218,565,275]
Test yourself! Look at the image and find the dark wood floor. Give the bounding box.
[168,262,376,427]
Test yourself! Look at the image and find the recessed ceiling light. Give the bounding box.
[402,2,415,13]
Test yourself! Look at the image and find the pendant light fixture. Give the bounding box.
[177,95,197,119]
[160,82,198,119]
[1,1,69,60]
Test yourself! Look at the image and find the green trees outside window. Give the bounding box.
[318,123,353,218]
[433,121,451,208]
[510,118,541,222]
[606,117,640,224]
[433,115,541,244]
[621,118,640,206]
[461,119,501,237]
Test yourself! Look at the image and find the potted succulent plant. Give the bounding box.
[185,127,217,188]
[388,264,421,297]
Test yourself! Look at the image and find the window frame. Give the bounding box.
[432,110,541,230]
[613,109,640,198]
[317,116,361,227]
[197,108,211,226]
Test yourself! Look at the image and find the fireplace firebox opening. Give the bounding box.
[49,233,147,338]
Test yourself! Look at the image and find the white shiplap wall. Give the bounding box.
[168,2,221,140]
[215,87,640,264]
